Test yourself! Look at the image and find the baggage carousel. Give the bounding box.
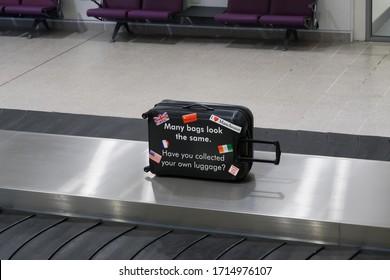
[1,127,390,260]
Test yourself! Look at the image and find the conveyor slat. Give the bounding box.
[0,210,34,233]
[218,238,286,260]
[91,227,171,260]
[262,243,324,260]
[50,222,134,260]
[133,231,209,260]
[11,219,100,260]
[175,235,243,260]
[352,250,390,260]
[309,246,360,260]
[0,215,65,259]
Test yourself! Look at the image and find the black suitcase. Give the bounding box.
[142,100,281,181]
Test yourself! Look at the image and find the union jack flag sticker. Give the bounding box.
[153,112,170,126]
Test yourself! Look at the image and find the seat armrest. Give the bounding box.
[52,0,64,19]
[308,1,318,13]
[308,1,319,29]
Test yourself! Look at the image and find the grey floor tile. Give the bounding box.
[326,102,379,134]
[358,104,390,137]
[1,31,390,137]
[296,97,347,132]
[362,43,390,56]
[381,88,390,105]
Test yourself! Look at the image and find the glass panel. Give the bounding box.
[372,0,390,37]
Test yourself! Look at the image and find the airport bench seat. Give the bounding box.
[259,15,310,27]
[85,0,317,50]
[86,8,129,20]
[214,13,260,25]
[86,0,142,42]
[4,5,56,16]
[127,0,183,21]
[0,0,62,38]
[0,0,18,14]
[127,10,174,21]
[87,0,183,42]
[86,0,141,20]
[0,0,14,14]
[214,0,269,25]
[259,0,318,50]
[259,0,315,27]
[214,0,318,50]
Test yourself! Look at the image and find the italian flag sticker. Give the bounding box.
[218,144,233,154]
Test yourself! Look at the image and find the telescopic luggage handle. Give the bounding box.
[238,139,281,165]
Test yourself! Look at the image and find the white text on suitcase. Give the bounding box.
[155,115,240,176]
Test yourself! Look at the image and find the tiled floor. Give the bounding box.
[1,29,390,137]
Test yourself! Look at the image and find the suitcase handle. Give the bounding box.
[182,103,214,111]
[238,140,281,165]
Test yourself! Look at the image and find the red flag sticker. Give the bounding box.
[182,113,198,124]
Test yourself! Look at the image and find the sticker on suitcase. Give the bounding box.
[149,150,162,164]
[161,139,170,149]
[182,113,198,124]
[218,144,233,154]
[209,115,242,133]
[153,112,170,126]
[228,165,240,176]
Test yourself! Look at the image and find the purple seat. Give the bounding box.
[260,15,309,27]
[2,0,62,39]
[259,0,314,27]
[4,0,56,16]
[259,0,317,50]
[87,8,129,20]
[86,0,142,42]
[127,0,183,21]
[0,0,19,15]
[86,0,141,20]
[214,0,270,25]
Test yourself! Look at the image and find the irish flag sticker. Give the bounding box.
[218,144,233,154]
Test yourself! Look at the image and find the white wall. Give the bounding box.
[62,0,92,20]
[316,0,351,31]
[353,0,366,41]
[63,0,353,32]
